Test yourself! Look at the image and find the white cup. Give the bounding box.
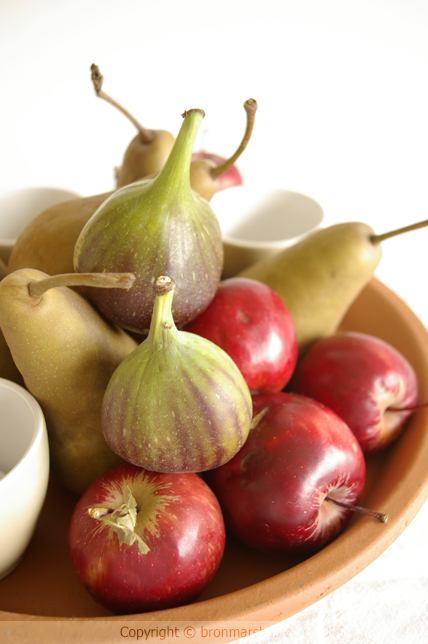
[0,186,80,264]
[211,186,324,278]
[0,378,50,579]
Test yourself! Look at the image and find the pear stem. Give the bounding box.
[325,494,388,523]
[28,272,136,298]
[90,63,154,143]
[210,99,258,180]
[371,219,428,244]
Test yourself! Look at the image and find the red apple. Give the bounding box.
[191,151,243,191]
[68,463,225,614]
[205,392,368,555]
[289,331,419,454]
[183,277,298,393]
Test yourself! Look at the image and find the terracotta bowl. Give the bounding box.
[1,277,428,642]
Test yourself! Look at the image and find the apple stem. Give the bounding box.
[90,63,155,143]
[325,495,388,523]
[88,486,150,554]
[28,272,136,298]
[209,99,258,180]
[371,219,428,244]
[388,401,428,412]
[250,406,270,431]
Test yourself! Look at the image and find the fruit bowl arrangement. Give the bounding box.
[1,67,428,641]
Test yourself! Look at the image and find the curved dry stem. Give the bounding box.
[210,98,258,180]
[28,272,136,298]
[90,63,154,143]
[371,219,428,244]
[325,494,388,523]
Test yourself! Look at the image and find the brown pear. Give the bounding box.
[0,258,25,386]
[0,269,137,494]
[7,191,112,275]
[90,64,175,188]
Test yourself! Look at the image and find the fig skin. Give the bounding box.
[102,276,253,473]
[74,109,224,334]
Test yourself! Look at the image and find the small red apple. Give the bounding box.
[289,331,419,454]
[183,277,298,393]
[68,463,225,614]
[206,392,369,555]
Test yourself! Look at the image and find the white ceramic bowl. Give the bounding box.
[0,186,80,264]
[0,378,49,580]
[211,185,324,278]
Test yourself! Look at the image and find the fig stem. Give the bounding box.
[325,494,388,523]
[154,275,176,296]
[149,276,177,339]
[371,219,428,244]
[90,63,155,143]
[210,99,258,180]
[28,272,136,298]
[152,109,204,197]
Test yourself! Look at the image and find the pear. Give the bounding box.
[102,276,253,473]
[0,261,25,386]
[0,269,138,494]
[74,108,224,334]
[189,98,258,201]
[90,64,175,187]
[238,219,428,354]
[7,191,113,276]
[0,257,7,280]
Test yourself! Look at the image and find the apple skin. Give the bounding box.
[191,151,243,191]
[68,463,225,614]
[205,391,366,555]
[183,277,298,393]
[289,331,419,455]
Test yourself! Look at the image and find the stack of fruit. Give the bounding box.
[0,66,426,616]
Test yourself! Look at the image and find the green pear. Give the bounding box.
[237,219,428,354]
[0,269,137,494]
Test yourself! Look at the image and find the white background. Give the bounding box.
[1,1,428,642]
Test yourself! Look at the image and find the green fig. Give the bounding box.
[90,64,175,187]
[102,276,253,473]
[74,108,224,334]
[237,219,428,355]
[0,269,138,494]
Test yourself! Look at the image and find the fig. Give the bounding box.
[102,276,253,473]
[74,108,224,333]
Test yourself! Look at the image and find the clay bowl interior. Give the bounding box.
[1,277,428,641]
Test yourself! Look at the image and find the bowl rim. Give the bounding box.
[0,378,47,487]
